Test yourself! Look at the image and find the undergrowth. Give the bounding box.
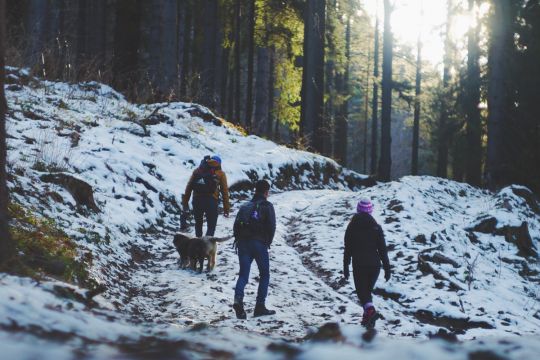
[2,203,96,290]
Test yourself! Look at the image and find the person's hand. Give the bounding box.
[384,268,392,282]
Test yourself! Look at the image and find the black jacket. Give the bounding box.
[344,212,390,271]
[233,194,276,246]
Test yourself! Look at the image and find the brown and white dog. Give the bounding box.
[173,233,232,272]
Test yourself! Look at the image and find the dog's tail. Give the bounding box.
[210,235,234,243]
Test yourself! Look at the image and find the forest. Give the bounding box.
[1,0,538,191]
[0,1,540,359]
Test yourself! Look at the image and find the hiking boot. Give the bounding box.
[253,304,276,317]
[233,302,247,320]
[362,306,378,328]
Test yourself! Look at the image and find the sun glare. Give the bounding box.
[361,0,489,67]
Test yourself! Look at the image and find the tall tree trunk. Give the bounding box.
[233,0,241,123]
[201,0,218,107]
[266,47,275,138]
[225,9,235,120]
[214,5,225,114]
[436,0,454,178]
[245,0,256,129]
[177,1,185,96]
[0,0,14,265]
[180,0,192,99]
[220,46,230,117]
[378,0,393,181]
[113,0,141,98]
[254,43,271,135]
[411,31,422,175]
[486,0,515,189]
[139,0,160,97]
[26,0,47,66]
[300,0,326,153]
[335,14,351,166]
[363,46,370,173]
[159,0,178,97]
[465,0,482,186]
[370,16,380,175]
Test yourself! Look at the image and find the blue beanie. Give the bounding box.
[211,155,222,164]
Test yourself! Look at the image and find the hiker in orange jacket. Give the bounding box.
[182,155,230,237]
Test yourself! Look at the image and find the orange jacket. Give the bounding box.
[182,165,231,214]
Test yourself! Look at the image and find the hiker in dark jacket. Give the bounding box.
[343,198,391,327]
[232,180,276,319]
[182,155,231,237]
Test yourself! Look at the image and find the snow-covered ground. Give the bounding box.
[2,69,539,359]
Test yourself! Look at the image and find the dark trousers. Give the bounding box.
[192,196,218,237]
[353,263,380,306]
[234,240,270,305]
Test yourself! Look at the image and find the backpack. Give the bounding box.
[192,167,218,195]
[235,200,265,239]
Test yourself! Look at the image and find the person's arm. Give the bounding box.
[219,172,231,215]
[182,172,195,207]
[266,203,276,246]
[343,219,354,279]
[376,224,391,279]
[233,211,240,239]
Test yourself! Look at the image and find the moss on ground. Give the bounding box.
[3,203,95,289]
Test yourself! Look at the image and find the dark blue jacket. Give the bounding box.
[233,194,276,246]
[344,212,390,271]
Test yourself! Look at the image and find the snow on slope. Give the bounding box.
[1,69,540,359]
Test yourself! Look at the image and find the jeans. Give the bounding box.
[234,240,270,305]
[353,263,380,306]
[192,196,218,237]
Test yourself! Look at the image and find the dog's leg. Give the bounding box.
[211,251,216,271]
[199,258,204,273]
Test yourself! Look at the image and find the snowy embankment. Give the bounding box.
[1,68,540,359]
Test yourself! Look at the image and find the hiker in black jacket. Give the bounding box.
[343,198,391,327]
[232,180,276,319]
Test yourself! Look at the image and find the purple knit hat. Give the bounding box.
[357,198,373,214]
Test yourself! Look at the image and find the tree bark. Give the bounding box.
[0,0,14,265]
[300,0,326,153]
[486,0,515,189]
[370,16,380,175]
[465,0,482,186]
[378,0,393,181]
[411,31,422,175]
